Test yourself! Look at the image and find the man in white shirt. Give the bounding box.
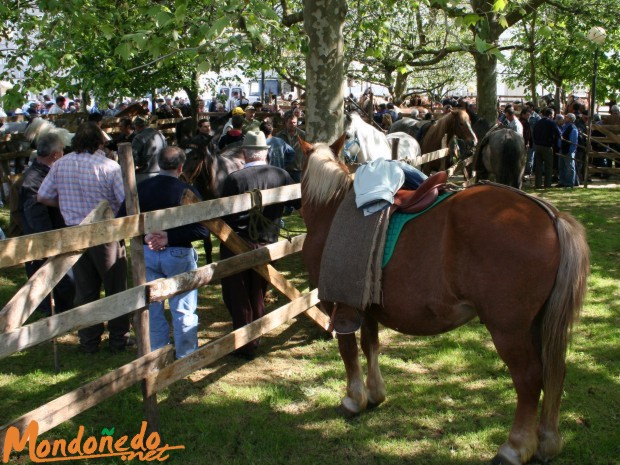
[504,107,523,136]
[47,96,67,115]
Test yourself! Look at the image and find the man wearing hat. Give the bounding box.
[219,131,300,359]
[242,105,261,134]
[221,106,246,136]
[132,116,167,183]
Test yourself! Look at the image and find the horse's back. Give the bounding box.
[377,185,560,335]
[388,118,418,137]
[386,132,421,160]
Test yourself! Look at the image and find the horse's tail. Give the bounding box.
[497,134,525,188]
[473,131,491,178]
[540,212,589,426]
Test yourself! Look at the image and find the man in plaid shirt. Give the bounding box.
[38,122,132,354]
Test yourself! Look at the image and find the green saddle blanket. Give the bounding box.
[382,191,456,268]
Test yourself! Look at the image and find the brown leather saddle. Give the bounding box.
[392,170,448,214]
[327,171,449,334]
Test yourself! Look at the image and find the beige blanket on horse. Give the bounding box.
[318,189,388,310]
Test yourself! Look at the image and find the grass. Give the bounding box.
[0,186,619,465]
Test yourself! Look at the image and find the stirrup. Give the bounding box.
[327,303,363,335]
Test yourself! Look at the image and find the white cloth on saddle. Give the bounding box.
[353,158,405,216]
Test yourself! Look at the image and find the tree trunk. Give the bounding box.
[183,70,200,129]
[303,0,347,144]
[473,51,498,124]
[526,14,538,107]
[393,72,410,105]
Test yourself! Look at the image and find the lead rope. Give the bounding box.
[247,189,305,242]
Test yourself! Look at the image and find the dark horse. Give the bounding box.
[180,144,244,262]
[299,138,589,465]
[474,127,527,189]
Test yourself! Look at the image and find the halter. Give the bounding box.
[343,135,360,164]
[179,154,206,185]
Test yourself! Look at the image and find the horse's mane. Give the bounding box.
[302,144,351,206]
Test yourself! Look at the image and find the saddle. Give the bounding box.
[327,171,448,334]
[392,171,448,214]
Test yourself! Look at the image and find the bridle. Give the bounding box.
[343,134,360,164]
[179,152,206,185]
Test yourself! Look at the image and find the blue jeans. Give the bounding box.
[526,145,535,175]
[144,246,199,359]
[558,152,577,187]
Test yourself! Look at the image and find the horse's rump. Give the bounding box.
[377,184,560,335]
[475,128,526,188]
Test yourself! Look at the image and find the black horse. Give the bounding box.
[474,127,527,189]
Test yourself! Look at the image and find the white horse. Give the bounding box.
[24,118,74,149]
[343,112,421,164]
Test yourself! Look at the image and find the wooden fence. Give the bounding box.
[585,124,620,186]
[0,144,328,452]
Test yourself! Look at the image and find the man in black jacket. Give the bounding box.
[118,146,211,359]
[220,131,300,359]
[533,108,562,189]
[19,132,75,315]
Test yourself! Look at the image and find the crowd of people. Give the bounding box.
[10,93,306,361]
[497,99,620,188]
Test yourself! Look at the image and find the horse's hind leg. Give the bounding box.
[489,329,543,465]
[361,316,386,406]
[337,332,368,414]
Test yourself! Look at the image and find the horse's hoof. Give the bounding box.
[536,429,562,462]
[492,444,523,465]
[341,396,364,416]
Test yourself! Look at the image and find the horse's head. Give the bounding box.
[180,146,207,187]
[24,118,73,150]
[450,109,478,149]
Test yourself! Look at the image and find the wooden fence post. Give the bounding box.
[118,142,160,432]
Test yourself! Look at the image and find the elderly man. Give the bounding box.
[132,116,167,183]
[19,132,75,316]
[220,131,300,359]
[38,122,131,354]
[118,146,211,359]
[557,113,579,187]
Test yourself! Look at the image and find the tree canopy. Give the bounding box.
[1,0,618,122]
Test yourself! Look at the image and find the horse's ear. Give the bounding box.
[298,136,314,159]
[330,134,346,159]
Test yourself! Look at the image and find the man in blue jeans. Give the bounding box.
[558,113,579,187]
[118,146,211,358]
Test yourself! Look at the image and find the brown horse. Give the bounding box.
[299,138,589,465]
[419,109,478,172]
